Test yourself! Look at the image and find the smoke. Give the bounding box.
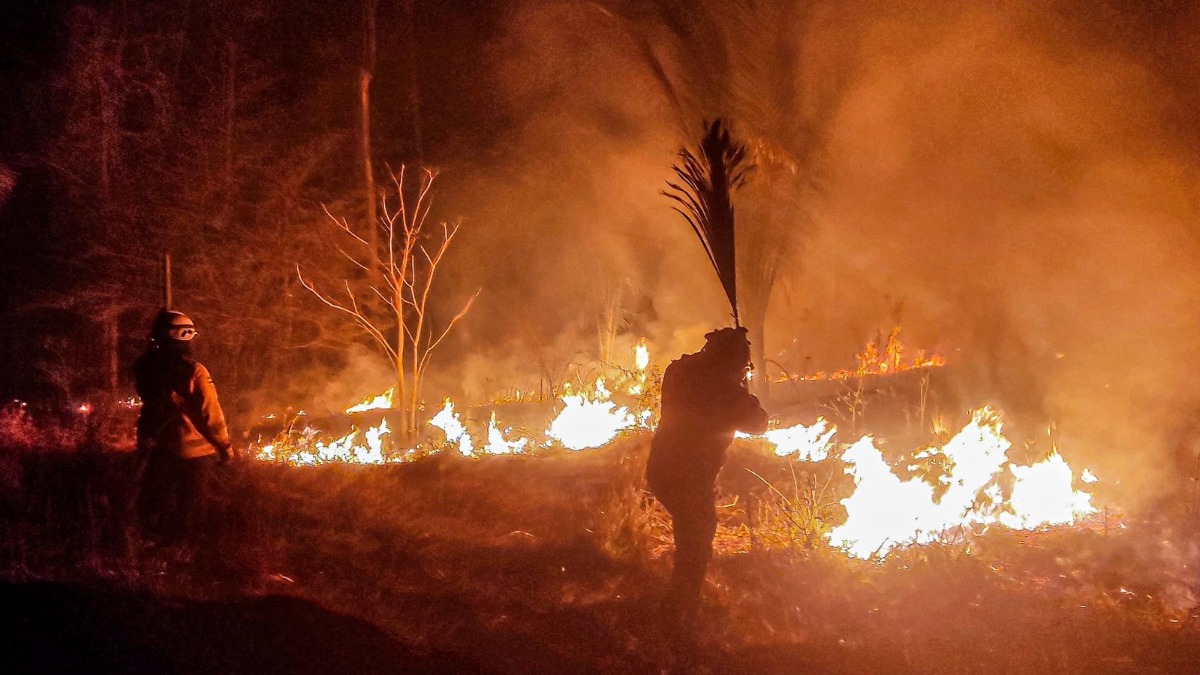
[350,1,1200,507]
[783,1,1200,506]
[428,0,731,393]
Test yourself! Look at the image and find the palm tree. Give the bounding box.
[590,0,849,399]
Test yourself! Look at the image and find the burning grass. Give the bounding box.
[5,327,1192,670]
[2,425,1199,672]
[780,327,947,383]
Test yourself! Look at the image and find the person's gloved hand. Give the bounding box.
[216,444,235,465]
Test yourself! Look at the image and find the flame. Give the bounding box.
[634,338,650,371]
[762,418,837,461]
[826,408,1097,559]
[257,416,393,466]
[346,387,394,414]
[314,429,360,463]
[827,435,941,558]
[248,331,1101,561]
[357,419,389,464]
[628,338,651,395]
[786,327,945,383]
[1000,452,1095,529]
[430,398,474,456]
[546,378,636,450]
[261,339,655,463]
[483,411,528,455]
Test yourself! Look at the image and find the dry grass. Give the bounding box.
[3,428,1200,673]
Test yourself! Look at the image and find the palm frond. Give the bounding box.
[663,119,752,325]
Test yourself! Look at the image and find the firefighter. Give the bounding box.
[133,310,233,552]
[646,327,768,647]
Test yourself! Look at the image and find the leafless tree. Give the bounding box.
[298,167,478,437]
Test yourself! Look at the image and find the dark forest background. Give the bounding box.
[0,0,514,417]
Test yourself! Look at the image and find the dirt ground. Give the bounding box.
[3,433,1199,674]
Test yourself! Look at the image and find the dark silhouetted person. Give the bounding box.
[134,310,233,553]
[646,327,767,656]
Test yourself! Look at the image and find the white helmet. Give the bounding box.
[152,310,198,342]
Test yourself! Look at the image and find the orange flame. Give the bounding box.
[784,327,946,383]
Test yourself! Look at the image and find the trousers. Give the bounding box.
[136,453,215,547]
[650,479,718,632]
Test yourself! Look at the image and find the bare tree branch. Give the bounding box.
[299,165,475,439]
[296,264,396,363]
[419,289,480,374]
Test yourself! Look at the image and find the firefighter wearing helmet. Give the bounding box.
[133,309,233,552]
[646,326,768,651]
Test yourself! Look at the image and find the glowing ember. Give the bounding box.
[546,378,635,450]
[762,418,837,461]
[430,398,474,455]
[483,411,528,455]
[346,388,394,414]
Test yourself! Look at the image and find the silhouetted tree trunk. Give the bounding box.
[401,0,423,159]
[105,314,120,401]
[361,0,379,265]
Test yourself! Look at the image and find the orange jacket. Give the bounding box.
[135,351,231,459]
